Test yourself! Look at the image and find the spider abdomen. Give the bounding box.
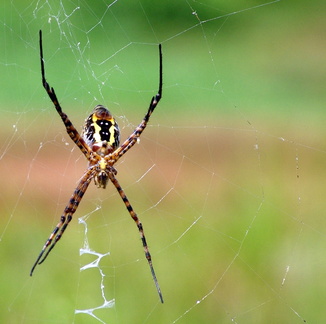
[82,105,120,153]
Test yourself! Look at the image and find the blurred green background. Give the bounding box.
[1,0,326,323]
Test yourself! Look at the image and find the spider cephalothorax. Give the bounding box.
[31,30,164,303]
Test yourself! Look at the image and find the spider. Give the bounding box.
[30,30,164,303]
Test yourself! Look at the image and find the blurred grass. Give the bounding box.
[1,0,326,115]
[1,1,326,323]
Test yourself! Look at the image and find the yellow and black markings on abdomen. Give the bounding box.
[83,104,120,149]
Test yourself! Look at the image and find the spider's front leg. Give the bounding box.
[30,168,95,276]
[39,30,92,160]
[113,44,163,161]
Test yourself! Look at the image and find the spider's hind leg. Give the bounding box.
[107,171,164,303]
[30,168,94,276]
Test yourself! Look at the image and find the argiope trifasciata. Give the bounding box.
[30,30,163,303]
